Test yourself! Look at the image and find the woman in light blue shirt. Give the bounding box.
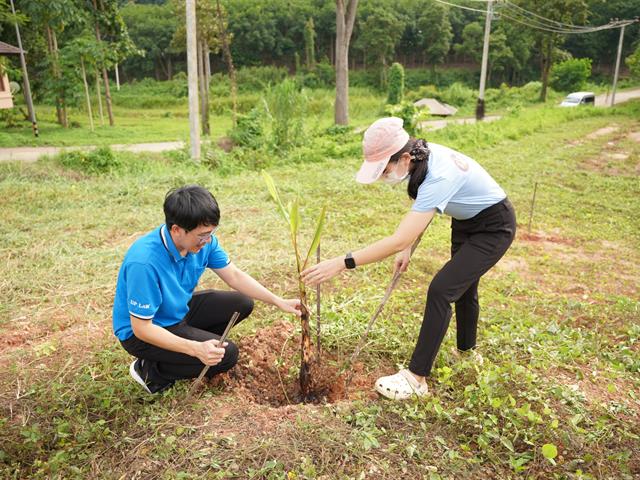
[302,117,516,400]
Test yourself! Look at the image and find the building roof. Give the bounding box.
[0,41,23,55]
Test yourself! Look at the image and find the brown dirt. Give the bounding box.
[210,320,393,406]
[586,125,619,139]
[518,229,574,246]
[550,366,640,414]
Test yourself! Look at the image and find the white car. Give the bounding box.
[560,91,595,107]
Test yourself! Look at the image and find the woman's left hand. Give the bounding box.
[301,257,345,286]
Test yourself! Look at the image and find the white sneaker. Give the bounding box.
[375,369,429,400]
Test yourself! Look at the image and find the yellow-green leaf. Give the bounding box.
[302,204,327,270]
[261,170,289,223]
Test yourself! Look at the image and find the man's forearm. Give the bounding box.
[225,269,281,305]
[133,320,197,357]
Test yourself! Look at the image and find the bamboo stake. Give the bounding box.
[95,70,104,126]
[343,235,423,390]
[315,243,321,358]
[528,181,538,233]
[186,311,240,399]
[80,59,94,132]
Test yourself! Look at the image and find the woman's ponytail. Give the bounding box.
[388,138,430,200]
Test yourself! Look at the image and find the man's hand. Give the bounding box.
[394,246,412,275]
[276,298,302,316]
[192,339,227,366]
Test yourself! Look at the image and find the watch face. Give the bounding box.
[345,254,356,269]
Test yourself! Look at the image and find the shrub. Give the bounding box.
[383,101,425,136]
[235,66,289,91]
[550,58,592,92]
[228,106,265,149]
[298,61,335,89]
[57,147,121,175]
[265,79,307,150]
[387,62,405,105]
[440,82,476,107]
[626,44,640,80]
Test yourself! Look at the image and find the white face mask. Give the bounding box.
[380,162,409,185]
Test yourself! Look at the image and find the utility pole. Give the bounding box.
[9,0,38,137]
[610,23,625,107]
[186,0,200,161]
[476,0,493,121]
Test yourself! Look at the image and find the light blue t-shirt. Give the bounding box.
[411,143,506,220]
[112,225,231,341]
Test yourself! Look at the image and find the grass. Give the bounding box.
[0,100,639,478]
[0,87,385,148]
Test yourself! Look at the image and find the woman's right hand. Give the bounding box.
[394,246,412,275]
[192,339,227,366]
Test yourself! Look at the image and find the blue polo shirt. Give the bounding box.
[411,143,506,220]
[112,225,231,341]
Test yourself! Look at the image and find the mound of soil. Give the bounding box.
[214,321,391,407]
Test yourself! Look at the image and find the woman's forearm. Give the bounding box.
[351,234,408,267]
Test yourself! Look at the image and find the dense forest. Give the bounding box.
[1,0,639,106]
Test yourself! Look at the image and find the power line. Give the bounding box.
[433,0,487,14]
[433,0,636,35]
[501,1,595,31]
[497,9,634,34]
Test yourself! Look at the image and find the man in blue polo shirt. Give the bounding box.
[113,185,300,394]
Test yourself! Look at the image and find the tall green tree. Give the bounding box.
[304,17,317,69]
[19,0,82,127]
[87,0,138,126]
[120,3,177,80]
[353,3,402,71]
[335,0,358,125]
[415,0,452,68]
[516,0,588,101]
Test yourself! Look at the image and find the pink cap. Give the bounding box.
[356,117,410,184]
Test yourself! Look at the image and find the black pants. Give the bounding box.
[408,198,516,376]
[120,290,254,384]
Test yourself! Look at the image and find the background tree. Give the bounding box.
[215,0,238,126]
[415,0,452,69]
[19,0,82,127]
[87,0,138,126]
[335,0,358,125]
[550,57,592,92]
[120,2,177,80]
[353,2,402,84]
[304,17,317,70]
[60,33,102,131]
[387,61,404,104]
[517,0,588,101]
[627,43,640,80]
[172,0,223,134]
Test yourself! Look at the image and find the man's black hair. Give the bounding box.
[164,185,220,231]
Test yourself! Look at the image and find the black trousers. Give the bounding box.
[120,290,254,383]
[408,198,516,376]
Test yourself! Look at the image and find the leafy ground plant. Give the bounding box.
[262,171,326,400]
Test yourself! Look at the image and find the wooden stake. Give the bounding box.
[315,243,321,358]
[80,58,94,132]
[343,235,423,390]
[187,311,240,399]
[528,181,538,233]
[95,70,104,126]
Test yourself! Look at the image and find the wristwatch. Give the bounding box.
[344,252,356,269]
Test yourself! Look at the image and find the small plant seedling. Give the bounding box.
[262,171,327,399]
